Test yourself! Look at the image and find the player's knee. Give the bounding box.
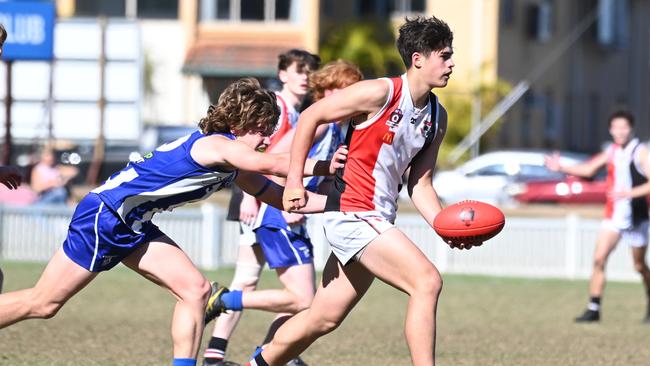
[633,261,649,274]
[593,257,607,271]
[230,262,262,291]
[414,268,443,298]
[180,277,212,306]
[312,315,342,335]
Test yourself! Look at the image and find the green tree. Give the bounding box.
[320,20,404,78]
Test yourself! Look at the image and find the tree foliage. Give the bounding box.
[320,20,404,78]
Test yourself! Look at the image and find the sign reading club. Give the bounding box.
[0,1,55,61]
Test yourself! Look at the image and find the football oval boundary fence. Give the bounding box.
[0,204,641,282]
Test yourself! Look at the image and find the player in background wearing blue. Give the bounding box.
[203,61,362,366]
[202,50,320,366]
[0,78,346,366]
[0,22,24,294]
[546,110,650,323]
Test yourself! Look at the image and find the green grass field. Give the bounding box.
[1,261,650,366]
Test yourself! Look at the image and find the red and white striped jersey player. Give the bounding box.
[249,15,472,366]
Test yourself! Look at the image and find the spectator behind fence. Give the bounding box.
[30,148,78,205]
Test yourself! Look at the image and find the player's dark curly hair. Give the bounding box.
[397,15,453,68]
[199,78,280,137]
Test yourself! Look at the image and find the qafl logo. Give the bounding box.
[386,109,403,128]
[459,207,475,226]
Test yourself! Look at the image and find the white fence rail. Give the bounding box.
[0,204,640,281]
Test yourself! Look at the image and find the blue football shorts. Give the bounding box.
[63,193,166,272]
[254,226,314,269]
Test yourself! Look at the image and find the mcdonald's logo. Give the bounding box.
[382,131,395,144]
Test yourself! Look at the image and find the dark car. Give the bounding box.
[513,175,607,204]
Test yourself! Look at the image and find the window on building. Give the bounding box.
[137,0,178,19]
[357,0,425,17]
[75,0,177,19]
[275,0,291,19]
[525,0,553,42]
[500,0,515,26]
[596,0,629,49]
[200,0,295,22]
[75,0,126,17]
[241,0,265,20]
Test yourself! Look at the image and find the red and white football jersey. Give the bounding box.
[325,74,440,223]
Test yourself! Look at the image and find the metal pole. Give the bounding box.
[447,8,598,164]
[3,61,13,165]
[85,17,107,185]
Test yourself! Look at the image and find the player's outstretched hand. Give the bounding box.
[329,145,348,174]
[446,240,483,250]
[544,151,562,172]
[0,165,22,190]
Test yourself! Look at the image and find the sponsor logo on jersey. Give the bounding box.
[420,120,433,138]
[382,131,395,145]
[386,109,403,128]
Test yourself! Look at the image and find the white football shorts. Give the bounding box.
[323,211,395,265]
[602,219,649,248]
[239,221,258,246]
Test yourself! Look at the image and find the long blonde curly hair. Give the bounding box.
[199,78,280,136]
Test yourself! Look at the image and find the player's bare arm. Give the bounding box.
[235,170,326,214]
[283,79,391,211]
[545,150,608,178]
[408,107,448,225]
[191,135,345,177]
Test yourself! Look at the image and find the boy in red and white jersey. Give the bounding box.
[546,110,650,323]
[245,15,472,366]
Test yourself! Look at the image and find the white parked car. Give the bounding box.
[416,150,590,206]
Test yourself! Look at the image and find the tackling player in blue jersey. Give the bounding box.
[0,78,346,366]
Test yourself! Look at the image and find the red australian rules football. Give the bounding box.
[433,200,505,244]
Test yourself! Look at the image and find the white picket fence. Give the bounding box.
[0,204,642,282]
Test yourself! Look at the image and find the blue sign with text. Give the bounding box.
[0,1,55,60]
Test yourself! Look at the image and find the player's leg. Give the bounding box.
[216,228,315,315]
[258,253,375,366]
[204,239,265,365]
[627,221,650,322]
[357,228,442,366]
[576,225,620,322]
[238,263,315,314]
[631,245,650,322]
[0,248,97,328]
[260,262,316,341]
[0,193,111,328]
[121,236,212,363]
[251,262,317,365]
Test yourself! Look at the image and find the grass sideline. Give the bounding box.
[1,261,650,366]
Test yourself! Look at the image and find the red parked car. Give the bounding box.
[513,175,607,204]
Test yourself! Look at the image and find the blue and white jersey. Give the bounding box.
[92,131,238,232]
[255,123,343,234]
[304,123,343,191]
